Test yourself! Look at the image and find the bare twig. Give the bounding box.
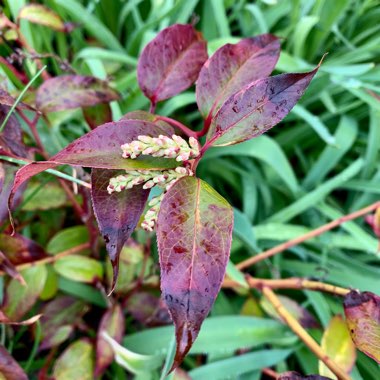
[237,201,380,270]
[262,287,351,380]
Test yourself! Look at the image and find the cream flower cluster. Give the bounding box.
[121,134,200,161]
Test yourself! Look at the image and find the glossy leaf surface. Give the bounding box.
[156,176,233,370]
[343,290,380,363]
[18,4,66,32]
[95,304,124,376]
[207,65,321,146]
[0,345,28,380]
[91,169,149,292]
[137,24,207,104]
[36,75,119,112]
[196,34,280,120]
[319,315,356,379]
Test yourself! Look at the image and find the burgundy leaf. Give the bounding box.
[278,372,333,380]
[0,233,47,265]
[40,296,87,350]
[83,103,113,130]
[95,304,124,376]
[126,291,171,326]
[137,24,208,105]
[0,345,28,380]
[156,176,233,371]
[207,64,322,146]
[8,119,176,220]
[91,169,150,293]
[196,34,280,122]
[343,290,380,363]
[36,75,120,112]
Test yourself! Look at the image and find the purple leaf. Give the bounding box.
[91,169,150,293]
[83,103,113,130]
[8,119,176,217]
[0,89,35,111]
[344,290,380,363]
[0,311,41,325]
[156,176,233,371]
[196,34,280,121]
[0,250,24,284]
[95,304,124,376]
[36,75,120,112]
[207,64,322,146]
[137,24,208,105]
[0,345,28,380]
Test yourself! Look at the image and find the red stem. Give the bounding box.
[155,115,198,139]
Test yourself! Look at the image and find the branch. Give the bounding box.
[262,287,351,380]
[155,116,198,138]
[237,200,380,270]
[246,276,350,296]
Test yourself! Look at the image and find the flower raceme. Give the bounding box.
[121,134,200,161]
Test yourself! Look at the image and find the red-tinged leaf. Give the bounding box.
[319,315,356,379]
[36,75,119,112]
[126,291,171,326]
[0,345,28,380]
[18,4,66,32]
[83,103,112,130]
[196,34,280,121]
[8,119,176,218]
[2,265,47,320]
[343,290,380,363]
[0,233,47,265]
[365,208,380,238]
[137,24,208,105]
[278,372,333,380]
[0,250,24,284]
[53,339,95,380]
[40,296,88,350]
[156,176,233,371]
[0,89,36,111]
[207,64,322,146]
[91,168,149,293]
[0,310,41,325]
[260,295,319,329]
[95,304,124,376]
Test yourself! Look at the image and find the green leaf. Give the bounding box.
[53,339,95,380]
[47,226,90,255]
[53,255,104,283]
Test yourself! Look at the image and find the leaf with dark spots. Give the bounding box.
[278,372,333,380]
[91,169,150,293]
[343,290,380,363]
[207,64,322,146]
[0,233,47,265]
[137,24,208,105]
[95,304,124,376]
[36,75,120,112]
[83,103,112,129]
[156,176,233,371]
[0,345,28,380]
[196,34,280,121]
[40,296,87,350]
[8,119,177,220]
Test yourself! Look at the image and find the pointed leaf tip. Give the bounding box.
[157,176,233,370]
